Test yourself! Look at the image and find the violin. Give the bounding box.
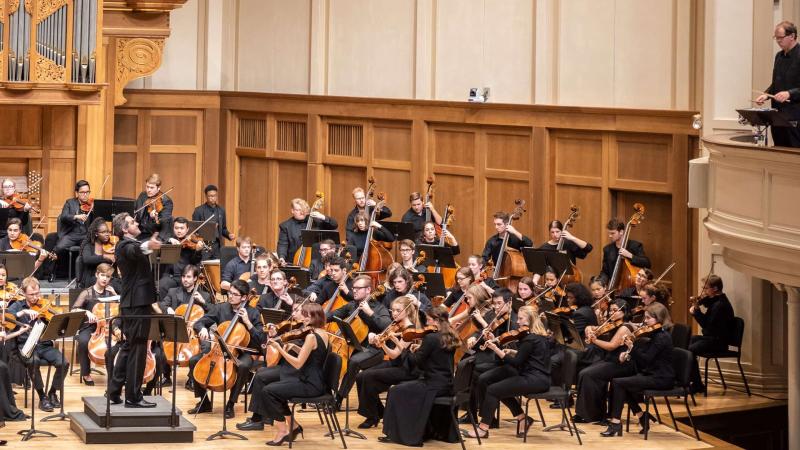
[0,283,24,302]
[80,198,94,213]
[372,322,404,348]
[31,297,59,322]
[480,325,530,350]
[102,235,119,256]
[4,193,40,214]
[401,325,437,342]
[468,303,511,351]
[593,318,624,338]
[264,326,314,367]
[148,194,164,225]
[182,233,209,252]
[551,304,577,315]
[1,311,25,331]
[10,233,56,260]
[621,323,663,361]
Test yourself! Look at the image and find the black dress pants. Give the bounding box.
[30,345,68,397]
[109,305,151,402]
[575,360,634,421]
[477,365,549,424]
[355,361,414,420]
[189,348,253,407]
[688,335,727,388]
[338,346,383,399]
[261,380,323,421]
[76,326,95,377]
[609,374,673,419]
[248,365,281,418]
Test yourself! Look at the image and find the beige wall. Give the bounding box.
[132,0,699,108]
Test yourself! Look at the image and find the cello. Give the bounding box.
[358,192,393,286]
[162,278,206,366]
[492,199,528,293]
[557,205,582,284]
[607,203,646,293]
[87,296,120,366]
[192,301,252,392]
[292,192,325,268]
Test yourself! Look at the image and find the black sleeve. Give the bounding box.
[362,303,392,331]
[276,223,289,260]
[81,240,111,267]
[159,195,174,224]
[319,215,338,230]
[503,336,534,367]
[631,331,671,369]
[248,308,266,345]
[329,301,354,321]
[191,206,201,221]
[481,238,494,263]
[569,240,592,260]
[219,208,233,241]
[410,332,438,369]
[375,227,395,242]
[628,241,651,269]
[376,206,392,221]
[193,306,219,333]
[520,235,533,247]
[58,200,78,228]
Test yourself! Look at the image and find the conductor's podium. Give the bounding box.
[69,395,195,444]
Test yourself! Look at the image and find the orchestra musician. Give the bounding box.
[53,180,93,269]
[71,263,118,385]
[380,305,461,446]
[600,218,651,283]
[260,302,329,446]
[327,275,392,408]
[0,178,32,237]
[276,198,337,266]
[308,239,336,280]
[0,265,23,308]
[346,187,392,242]
[189,279,265,418]
[417,221,460,256]
[401,192,442,238]
[221,236,253,292]
[481,211,533,268]
[107,212,161,408]
[255,269,296,315]
[8,277,69,412]
[78,218,116,289]
[0,218,49,274]
[538,219,592,263]
[398,240,426,273]
[347,212,395,260]
[249,253,275,295]
[159,217,205,299]
[548,283,597,396]
[302,257,354,305]
[355,295,420,429]
[619,268,654,300]
[755,21,800,147]
[688,274,736,394]
[159,265,210,316]
[0,320,29,424]
[538,267,565,309]
[601,303,674,437]
[467,255,497,293]
[465,305,551,440]
[443,267,474,308]
[192,184,235,259]
[379,267,431,315]
[632,282,671,322]
[133,173,173,240]
[448,284,492,331]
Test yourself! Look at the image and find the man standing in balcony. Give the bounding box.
[756,21,800,147]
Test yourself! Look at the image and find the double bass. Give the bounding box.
[427,204,459,288]
[292,192,325,268]
[557,205,582,284]
[358,192,393,286]
[492,199,528,293]
[608,203,646,292]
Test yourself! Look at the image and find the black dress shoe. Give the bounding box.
[638,411,656,430]
[188,400,212,414]
[290,425,303,441]
[377,436,393,443]
[516,416,535,437]
[105,393,123,405]
[224,405,235,419]
[83,377,95,386]
[571,414,590,423]
[236,419,264,431]
[357,417,379,429]
[125,399,157,408]
[48,392,61,408]
[600,422,623,437]
[185,380,195,391]
[266,434,291,446]
[0,439,6,446]
[38,399,54,412]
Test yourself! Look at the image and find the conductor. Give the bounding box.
[107,213,162,408]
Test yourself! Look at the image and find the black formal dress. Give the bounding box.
[0,356,26,420]
[133,192,173,240]
[192,202,234,259]
[346,227,395,261]
[346,205,392,242]
[382,332,458,446]
[260,332,328,421]
[575,343,634,422]
[78,241,114,288]
[481,233,533,266]
[276,215,338,262]
[475,333,551,425]
[764,43,800,147]
[189,302,265,407]
[108,237,157,403]
[327,298,392,399]
[689,293,736,388]
[609,329,674,419]
[600,240,651,283]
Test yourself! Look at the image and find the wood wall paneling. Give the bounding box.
[373,123,412,163]
[151,114,198,146]
[614,191,673,287]
[613,133,672,191]
[432,128,475,168]
[434,173,475,264]
[239,157,270,246]
[114,114,139,146]
[554,184,604,279]
[113,152,138,199]
[485,131,531,172]
[486,178,533,244]
[326,165,367,237]
[50,107,77,149]
[553,132,603,183]
[372,167,411,226]
[276,161,309,246]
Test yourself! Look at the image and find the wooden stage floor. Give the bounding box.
[2,354,777,449]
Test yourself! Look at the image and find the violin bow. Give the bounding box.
[133,186,174,214]
[179,214,215,244]
[86,175,110,217]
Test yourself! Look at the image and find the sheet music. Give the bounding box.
[21,321,45,359]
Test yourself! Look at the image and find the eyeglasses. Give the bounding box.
[78,190,91,194]
[229,292,242,298]
[353,285,369,290]
[400,248,413,253]
[775,34,791,40]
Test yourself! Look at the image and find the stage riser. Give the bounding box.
[69,412,195,444]
[678,404,787,450]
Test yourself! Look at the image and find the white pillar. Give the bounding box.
[784,286,800,450]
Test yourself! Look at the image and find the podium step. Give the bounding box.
[82,395,184,428]
[69,411,196,444]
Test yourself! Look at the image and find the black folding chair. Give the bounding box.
[434,356,480,450]
[287,352,346,449]
[697,317,750,396]
[523,349,582,445]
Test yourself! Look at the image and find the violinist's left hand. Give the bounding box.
[409,343,421,353]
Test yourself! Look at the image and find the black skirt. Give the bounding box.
[382,378,457,446]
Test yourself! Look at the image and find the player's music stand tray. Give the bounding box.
[93,199,135,221]
[737,108,797,147]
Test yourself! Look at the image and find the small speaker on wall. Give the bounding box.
[688,156,709,208]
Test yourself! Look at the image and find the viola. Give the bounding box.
[1,311,25,331]
[10,233,56,260]
[80,198,94,213]
[101,235,119,256]
[265,326,314,367]
[4,193,40,214]
[480,325,530,350]
[401,325,437,342]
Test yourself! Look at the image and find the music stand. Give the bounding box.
[37,311,86,425]
[149,244,181,298]
[521,248,572,277]
[414,272,447,298]
[329,317,366,440]
[737,108,797,147]
[189,220,218,243]
[380,221,415,260]
[0,208,8,229]
[0,252,36,282]
[93,199,135,221]
[541,312,584,434]
[417,245,457,271]
[260,309,288,326]
[301,229,340,248]
[281,267,312,290]
[206,329,247,441]
[151,316,190,426]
